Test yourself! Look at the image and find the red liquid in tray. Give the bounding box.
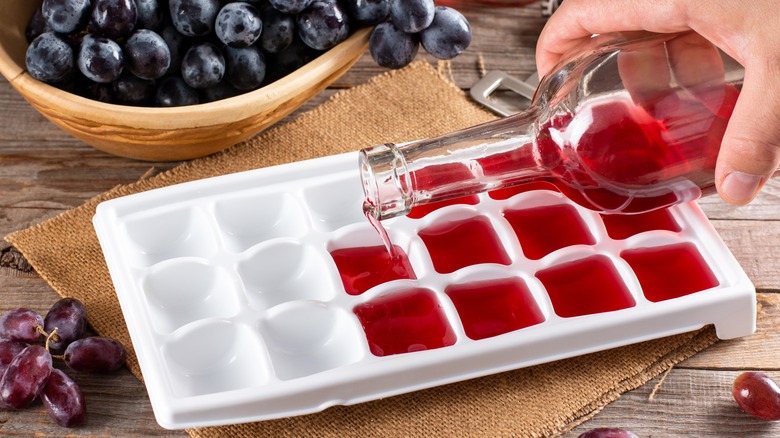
[601,208,681,240]
[445,278,544,340]
[503,204,595,260]
[418,216,511,274]
[622,242,718,302]
[330,245,416,296]
[354,287,456,356]
[536,255,635,317]
[354,87,735,348]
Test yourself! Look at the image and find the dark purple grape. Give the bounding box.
[578,428,639,438]
[43,298,87,354]
[419,6,471,60]
[733,371,780,421]
[266,34,322,81]
[269,0,314,15]
[0,308,44,343]
[124,29,171,79]
[112,73,156,105]
[78,34,124,83]
[215,2,262,48]
[259,4,295,54]
[223,45,265,90]
[42,0,92,34]
[25,33,75,84]
[90,0,138,39]
[169,0,221,37]
[296,0,350,51]
[0,339,28,379]
[155,76,200,106]
[389,0,433,33]
[369,21,418,69]
[0,345,53,409]
[181,42,225,89]
[160,24,192,75]
[199,80,241,102]
[0,340,28,366]
[136,0,164,30]
[41,368,86,428]
[77,77,115,102]
[342,0,389,26]
[27,6,54,43]
[62,27,88,47]
[63,337,127,373]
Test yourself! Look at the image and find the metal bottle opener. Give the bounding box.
[469,71,540,116]
[470,0,561,116]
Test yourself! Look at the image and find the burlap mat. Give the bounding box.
[6,61,718,437]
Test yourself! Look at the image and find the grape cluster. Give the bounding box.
[25,0,472,107]
[0,298,127,428]
[369,0,471,69]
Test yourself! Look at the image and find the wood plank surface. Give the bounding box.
[566,369,780,437]
[2,2,778,437]
[681,294,780,370]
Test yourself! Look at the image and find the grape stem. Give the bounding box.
[44,326,60,353]
[36,324,61,343]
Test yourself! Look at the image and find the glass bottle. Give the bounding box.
[359,31,746,220]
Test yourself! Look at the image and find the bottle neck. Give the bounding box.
[360,107,544,220]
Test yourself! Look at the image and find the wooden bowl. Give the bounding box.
[0,1,369,161]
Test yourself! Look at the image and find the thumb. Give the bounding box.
[716,66,780,205]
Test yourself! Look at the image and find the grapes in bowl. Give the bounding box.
[0,0,371,161]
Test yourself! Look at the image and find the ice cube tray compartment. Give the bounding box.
[162,319,270,397]
[120,207,219,267]
[303,176,366,232]
[141,259,240,334]
[238,240,338,309]
[212,192,309,252]
[260,301,365,380]
[93,152,756,430]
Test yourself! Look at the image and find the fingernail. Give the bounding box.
[722,172,762,204]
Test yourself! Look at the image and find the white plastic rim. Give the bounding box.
[93,151,756,430]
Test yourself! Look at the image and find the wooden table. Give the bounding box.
[2,3,779,436]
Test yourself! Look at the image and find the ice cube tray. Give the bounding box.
[92,151,756,430]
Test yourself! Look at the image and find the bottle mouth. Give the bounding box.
[359,150,380,219]
[358,144,411,221]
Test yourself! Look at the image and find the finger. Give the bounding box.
[666,32,725,89]
[536,0,691,77]
[716,66,780,205]
[666,32,734,118]
[616,43,672,109]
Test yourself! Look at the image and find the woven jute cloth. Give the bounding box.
[6,61,718,437]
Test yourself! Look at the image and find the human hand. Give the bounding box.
[536,0,780,205]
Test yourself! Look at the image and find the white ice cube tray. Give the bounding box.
[92,151,756,430]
